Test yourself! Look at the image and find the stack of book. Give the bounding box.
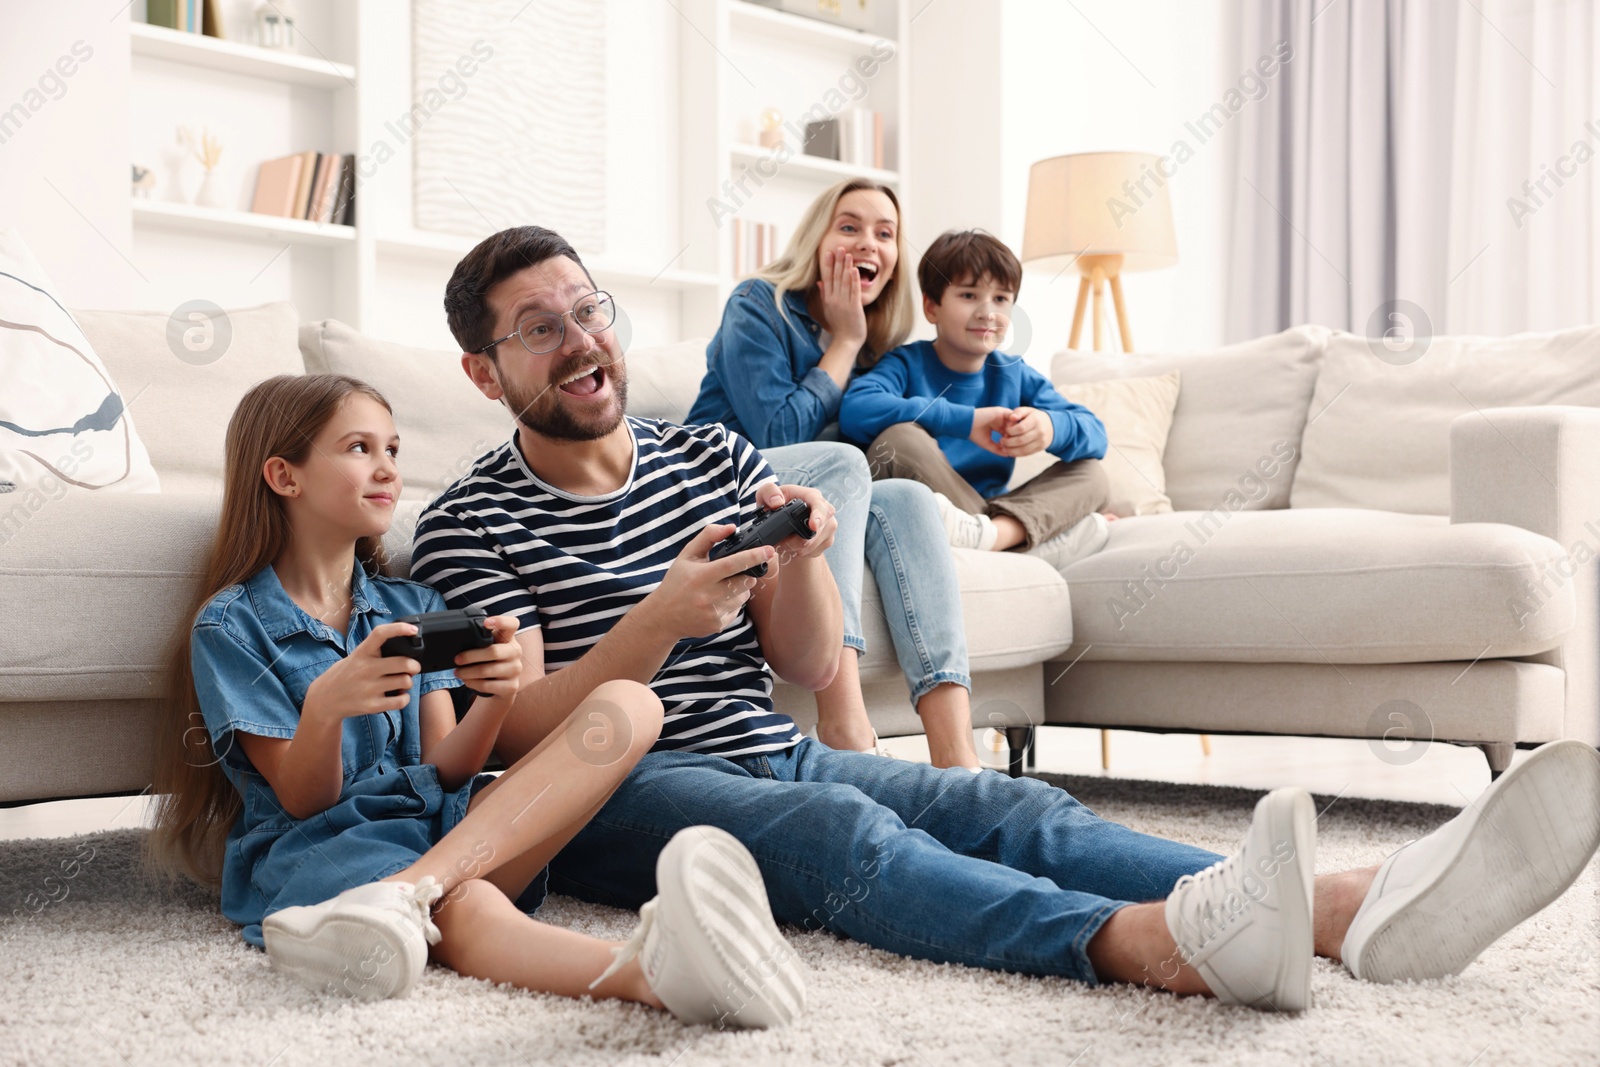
[802,108,885,169]
[732,219,781,276]
[250,152,356,226]
[145,0,222,35]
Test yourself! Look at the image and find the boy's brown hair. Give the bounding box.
[917,229,1022,304]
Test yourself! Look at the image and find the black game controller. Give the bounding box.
[380,607,495,695]
[708,499,814,578]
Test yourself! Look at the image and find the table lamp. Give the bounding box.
[1021,151,1179,352]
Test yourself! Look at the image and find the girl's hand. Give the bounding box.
[816,248,869,347]
[302,621,421,721]
[452,616,524,700]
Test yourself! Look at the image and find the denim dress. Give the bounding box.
[191,561,497,947]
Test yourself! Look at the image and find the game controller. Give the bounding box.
[380,607,495,694]
[708,499,814,578]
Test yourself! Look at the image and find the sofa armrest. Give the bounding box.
[1451,406,1600,744]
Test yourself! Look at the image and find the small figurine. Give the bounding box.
[131,165,157,200]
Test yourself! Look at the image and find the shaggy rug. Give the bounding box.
[1,774,1596,1067]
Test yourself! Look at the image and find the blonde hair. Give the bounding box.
[145,374,392,887]
[754,178,913,369]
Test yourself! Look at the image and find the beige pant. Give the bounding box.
[866,422,1109,550]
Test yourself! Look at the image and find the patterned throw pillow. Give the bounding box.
[0,228,159,500]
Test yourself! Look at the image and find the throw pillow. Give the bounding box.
[1055,371,1182,516]
[0,227,159,498]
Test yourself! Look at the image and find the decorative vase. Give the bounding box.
[195,170,227,209]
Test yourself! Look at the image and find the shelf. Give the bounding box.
[130,22,356,89]
[729,143,898,185]
[375,231,722,290]
[727,2,895,50]
[132,199,355,247]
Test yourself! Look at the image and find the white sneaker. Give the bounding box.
[1342,739,1600,984]
[1165,787,1316,1011]
[590,826,806,1029]
[1029,513,1111,571]
[263,876,444,1000]
[930,492,998,550]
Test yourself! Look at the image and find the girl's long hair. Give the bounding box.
[145,374,392,886]
[754,177,914,369]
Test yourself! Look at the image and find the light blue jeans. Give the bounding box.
[762,441,971,702]
[542,739,1222,981]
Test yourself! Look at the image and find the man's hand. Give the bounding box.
[645,524,772,639]
[969,407,1013,456]
[999,407,1053,457]
[752,482,837,577]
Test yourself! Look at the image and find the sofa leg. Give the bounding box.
[1005,726,1034,779]
[1478,742,1514,780]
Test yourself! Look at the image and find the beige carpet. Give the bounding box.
[2,774,1596,1067]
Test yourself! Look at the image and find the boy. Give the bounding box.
[839,229,1112,570]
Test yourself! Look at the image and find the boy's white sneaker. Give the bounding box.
[930,492,998,551]
[1342,739,1600,983]
[263,876,444,1000]
[1165,787,1316,1011]
[590,825,806,1029]
[1029,512,1111,571]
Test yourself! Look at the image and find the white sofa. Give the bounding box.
[1,305,1595,805]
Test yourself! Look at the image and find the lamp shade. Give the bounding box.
[1021,152,1179,274]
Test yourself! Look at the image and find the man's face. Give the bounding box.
[479,255,628,442]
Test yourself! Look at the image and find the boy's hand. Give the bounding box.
[304,621,421,720]
[999,407,1052,457]
[816,249,869,347]
[753,482,838,575]
[451,616,523,700]
[969,407,1013,455]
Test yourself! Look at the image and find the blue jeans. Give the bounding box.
[544,739,1222,982]
[762,442,971,702]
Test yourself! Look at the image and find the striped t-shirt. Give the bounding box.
[409,417,805,758]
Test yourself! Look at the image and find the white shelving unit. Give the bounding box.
[133,199,355,247]
[129,22,356,88]
[677,0,911,332]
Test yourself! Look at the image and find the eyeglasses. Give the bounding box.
[475,291,618,356]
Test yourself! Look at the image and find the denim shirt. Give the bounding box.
[687,278,851,448]
[191,561,461,939]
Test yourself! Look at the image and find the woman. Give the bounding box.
[688,178,980,770]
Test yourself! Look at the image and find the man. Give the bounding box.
[410,224,1600,1015]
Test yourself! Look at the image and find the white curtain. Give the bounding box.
[1446,0,1600,335]
[1227,0,1597,341]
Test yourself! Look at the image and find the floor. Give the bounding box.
[0,726,1517,842]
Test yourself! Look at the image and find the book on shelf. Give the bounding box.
[837,108,884,170]
[732,219,781,277]
[251,151,356,225]
[145,0,223,36]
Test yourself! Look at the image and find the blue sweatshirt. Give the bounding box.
[687,278,849,448]
[840,340,1107,499]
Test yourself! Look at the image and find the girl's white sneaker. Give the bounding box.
[263,876,444,1000]
[591,825,806,1029]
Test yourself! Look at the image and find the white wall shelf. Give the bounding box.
[729,143,898,185]
[129,22,356,89]
[132,199,355,247]
[727,2,897,51]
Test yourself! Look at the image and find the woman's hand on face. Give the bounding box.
[303,621,421,722]
[816,248,870,347]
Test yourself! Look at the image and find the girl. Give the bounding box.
[146,374,804,1027]
[687,178,982,770]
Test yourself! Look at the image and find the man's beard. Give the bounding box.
[503,355,628,442]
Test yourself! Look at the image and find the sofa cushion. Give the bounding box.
[1050,326,1326,511]
[74,301,303,494]
[624,339,710,423]
[2,229,160,494]
[299,320,513,501]
[1292,325,1600,515]
[1060,508,1573,663]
